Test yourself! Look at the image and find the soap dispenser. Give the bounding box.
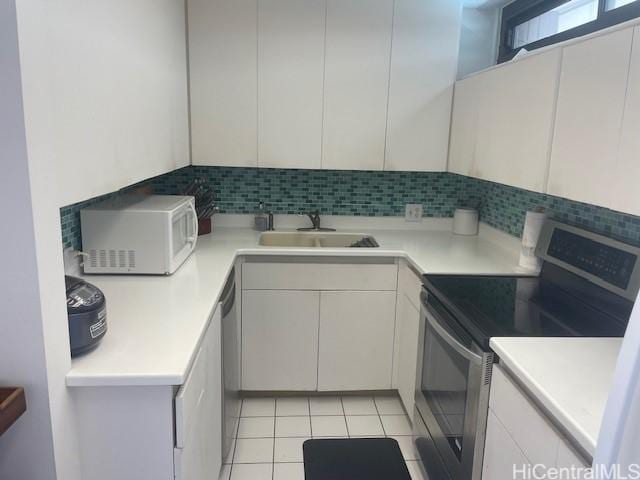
[254,202,269,232]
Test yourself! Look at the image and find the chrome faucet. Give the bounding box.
[297,211,336,232]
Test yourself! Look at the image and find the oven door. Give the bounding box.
[415,290,492,480]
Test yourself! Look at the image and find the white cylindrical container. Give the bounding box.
[518,210,549,272]
[453,208,479,236]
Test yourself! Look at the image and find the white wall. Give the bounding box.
[0,1,190,478]
[457,6,501,79]
[0,1,77,479]
[15,0,190,207]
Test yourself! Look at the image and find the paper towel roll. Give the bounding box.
[518,210,548,272]
[453,208,479,235]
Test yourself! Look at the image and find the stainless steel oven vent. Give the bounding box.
[483,354,494,386]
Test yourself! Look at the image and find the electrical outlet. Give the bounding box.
[405,204,423,222]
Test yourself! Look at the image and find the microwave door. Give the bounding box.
[169,203,198,273]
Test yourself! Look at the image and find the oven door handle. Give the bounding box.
[425,309,483,366]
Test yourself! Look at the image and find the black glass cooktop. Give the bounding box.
[423,267,632,351]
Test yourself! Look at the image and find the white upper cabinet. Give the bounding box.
[187,0,463,172]
[448,74,483,177]
[385,0,462,172]
[448,49,560,192]
[548,28,634,206]
[16,0,189,206]
[474,49,561,192]
[612,27,640,216]
[258,0,325,169]
[322,0,394,171]
[188,0,258,167]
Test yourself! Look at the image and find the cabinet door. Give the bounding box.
[548,28,633,206]
[322,0,394,170]
[25,1,189,206]
[482,410,531,480]
[613,26,640,216]
[490,365,560,467]
[188,0,258,167]
[384,0,461,172]
[448,74,484,177]
[318,291,396,391]
[396,294,421,415]
[242,290,320,390]
[258,0,325,169]
[175,306,223,480]
[556,439,590,471]
[474,49,561,192]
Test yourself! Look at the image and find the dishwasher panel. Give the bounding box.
[221,267,240,460]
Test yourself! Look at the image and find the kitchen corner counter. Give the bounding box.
[490,337,622,458]
[67,224,523,388]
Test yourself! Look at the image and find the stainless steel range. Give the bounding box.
[413,220,640,480]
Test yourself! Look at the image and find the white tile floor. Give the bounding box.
[220,394,427,480]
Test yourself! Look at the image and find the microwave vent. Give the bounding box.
[118,250,126,268]
[89,250,98,268]
[88,249,136,270]
[99,250,107,268]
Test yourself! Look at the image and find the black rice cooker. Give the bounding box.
[65,276,107,357]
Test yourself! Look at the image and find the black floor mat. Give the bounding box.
[303,438,412,480]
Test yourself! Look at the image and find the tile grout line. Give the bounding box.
[234,396,413,477]
[227,399,242,479]
[340,397,351,438]
[271,398,277,480]
[228,397,249,476]
[374,396,388,437]
[307,397,313,439]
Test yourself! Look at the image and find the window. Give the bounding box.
[607,0,638,9]
[499,0,640,62]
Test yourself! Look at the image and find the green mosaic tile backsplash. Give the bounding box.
[148,167,483,216]
[60,166,640,251]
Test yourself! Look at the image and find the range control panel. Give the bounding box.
[536,219,640,300]
[548,229,637,290]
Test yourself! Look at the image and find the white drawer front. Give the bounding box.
[490,365,560,467]
[242,261,398,291]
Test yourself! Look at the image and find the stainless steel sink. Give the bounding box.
[258,232,379,248]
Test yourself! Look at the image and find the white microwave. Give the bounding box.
[81,195,198,275]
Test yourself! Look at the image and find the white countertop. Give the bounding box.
[490,337,622,458]
[67,220,524,388]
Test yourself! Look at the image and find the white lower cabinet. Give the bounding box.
[483,365,590,479]
[174,306,223,480]
[318,291,396,391]
[242,290,320,390]
[556,440,591,472]
[394,293,420,414]
[241,259,399,392]
[71,305,224,480]
[483,410,530,480]
[392,262,422,415]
